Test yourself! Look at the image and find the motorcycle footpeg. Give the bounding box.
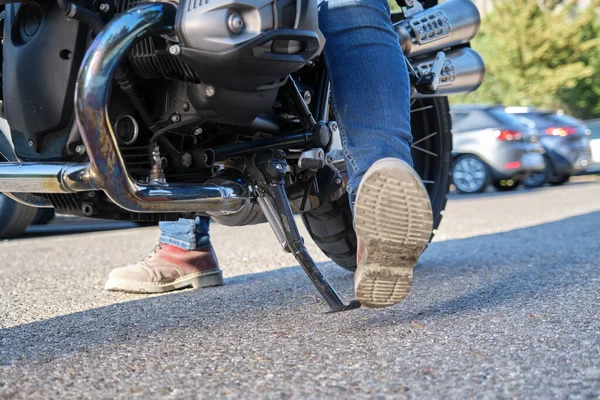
[257,151,361,313]
[414,51,446,95]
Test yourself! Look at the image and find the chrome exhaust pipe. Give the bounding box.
[74,2,247,214]
[4,193,54,208]
[0,163,95,193]
[395,0,481,58]
[412,47,485,98]
[0,160,245,213]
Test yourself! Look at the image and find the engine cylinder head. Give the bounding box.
[175,0,325,91]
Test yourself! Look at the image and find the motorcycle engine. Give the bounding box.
[124,0,324,123]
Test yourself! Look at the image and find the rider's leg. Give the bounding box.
[319,0,434,308]
[159,217,211,250]
[319,0,413,198]
[105,217,222,293]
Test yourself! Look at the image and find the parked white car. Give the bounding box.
[585,119,600,173]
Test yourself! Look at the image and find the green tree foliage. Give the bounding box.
[457,0,600,119]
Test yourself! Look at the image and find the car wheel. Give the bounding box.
[452,155,490,194]
[523,165,550,188]
[549,174,570,186]
[492,179,521,191]
[0,194,38,239]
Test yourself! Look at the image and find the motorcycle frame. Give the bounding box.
[0,0,483,312]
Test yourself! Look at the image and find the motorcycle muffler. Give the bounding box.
[395,0,481,58]
[411,47,485,98]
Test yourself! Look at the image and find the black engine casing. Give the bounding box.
[127,0,325,124]
[2,1,88,160]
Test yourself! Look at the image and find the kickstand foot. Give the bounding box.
[256,151,361,313]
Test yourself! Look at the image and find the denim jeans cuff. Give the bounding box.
[159,235,195,250]
[159,235,211,250]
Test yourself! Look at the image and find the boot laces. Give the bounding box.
[144,244,163,261]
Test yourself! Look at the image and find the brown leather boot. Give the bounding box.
[105,244,222,293]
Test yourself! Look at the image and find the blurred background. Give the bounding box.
[448,0,600,193]
[465,0,600,120]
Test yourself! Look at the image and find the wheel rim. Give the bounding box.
[410,98,451,216]
[524,172,545,186]
[452,157,486,193]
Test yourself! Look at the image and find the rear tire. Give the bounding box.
[549,174,570,186]
[301,193,356,270]
[523,157,550,188]
[0,194,38,239]
[523,171,548,188]
[302,97,453,271]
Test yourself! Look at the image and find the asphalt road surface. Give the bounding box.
[1,179,599,399]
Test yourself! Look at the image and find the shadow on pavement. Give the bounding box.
[1,211,599,366]
[15,219,143,241]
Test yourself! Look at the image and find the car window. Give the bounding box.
[451,112,469,126]
[514,115,536,128]
[451,109,510,132]
[520,112,579,128]
[541,113,580,126]
[487,109,527,127]
[514,113,551,127]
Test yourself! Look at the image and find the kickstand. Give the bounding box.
[256,151,361,313]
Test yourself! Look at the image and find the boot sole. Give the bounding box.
[354,158,433,308]
[105,270,223,294]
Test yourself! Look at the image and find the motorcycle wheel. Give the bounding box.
[302,97,453,271]
[0,194,38,239]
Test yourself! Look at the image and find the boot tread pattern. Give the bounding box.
[354,159,433,308]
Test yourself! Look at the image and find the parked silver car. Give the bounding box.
[450,105,546,193]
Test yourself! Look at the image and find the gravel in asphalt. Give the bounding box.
[0,179,599,399]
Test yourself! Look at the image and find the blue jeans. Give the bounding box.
[159,0,413,250]
[159,217,211,250]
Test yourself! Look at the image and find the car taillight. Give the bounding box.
[504,161,521,169]
[545,126,577,136]
[495,130,523,141]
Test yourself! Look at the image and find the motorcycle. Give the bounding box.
[0,0,484,311]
